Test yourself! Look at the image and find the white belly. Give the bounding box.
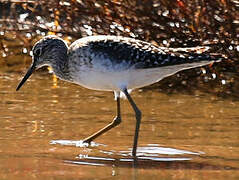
[70,61,213,92]
[71,68,147,91]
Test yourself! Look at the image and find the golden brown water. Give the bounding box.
[1,71,239,179]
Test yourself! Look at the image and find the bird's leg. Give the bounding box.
[83,96,121,144]
[123,89,142,157]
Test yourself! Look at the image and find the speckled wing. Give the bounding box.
[88,37,222,70]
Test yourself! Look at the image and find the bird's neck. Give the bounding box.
[51,52,72,81]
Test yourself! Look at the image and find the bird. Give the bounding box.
[16,35,223,157]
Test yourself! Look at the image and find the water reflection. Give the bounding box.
[50,140,200,163]
[50,140,201,156]
[1,72,239,179]
[127,145,202,156]
[65,157,237,170]
[65,150,237,170]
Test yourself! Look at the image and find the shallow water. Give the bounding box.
[0,71,239,179]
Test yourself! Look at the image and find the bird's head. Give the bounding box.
[16,35,68,91]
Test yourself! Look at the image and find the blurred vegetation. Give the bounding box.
[0,0,238,98]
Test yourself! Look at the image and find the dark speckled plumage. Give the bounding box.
[88,38,216,69]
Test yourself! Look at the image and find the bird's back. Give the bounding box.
[69,35,222,71]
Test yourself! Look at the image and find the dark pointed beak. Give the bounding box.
[16,61,36,91]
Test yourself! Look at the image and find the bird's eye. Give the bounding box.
[34,48,42,56]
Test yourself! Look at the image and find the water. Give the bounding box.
[0,72,239,179]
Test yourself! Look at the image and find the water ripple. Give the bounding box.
[50,140,106,147]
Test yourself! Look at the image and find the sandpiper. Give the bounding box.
[16,35,222,156]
